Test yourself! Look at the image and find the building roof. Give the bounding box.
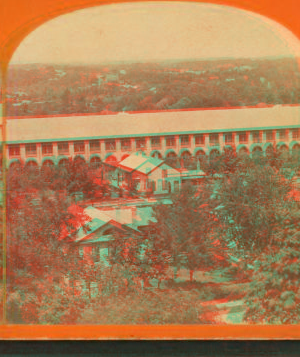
[62,205,139,244]
[6,105,300,144]
[118,152,165,175]
[119,152,150,172]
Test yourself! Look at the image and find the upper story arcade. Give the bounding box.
[5,104,300,169]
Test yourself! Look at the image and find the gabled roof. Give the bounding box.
[61,205,139,243]
[118,152,150,172]
[118,152,165,175]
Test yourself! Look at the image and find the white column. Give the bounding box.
[37,143,42,165]
[131,138,136,153]
[248,131,253,145]
[287,129,293,144]
[53,142,58,158]
[161,136,166,156]
[219,132,224,151]
[116,138,121,152]
[145,137,150,156]
[233,132,239,147]
[84,140,90,161]
[20,144,26,163]
[204,133,209,149]
[262,130,266,144]
[115,139,122,161]
[175,135,180,155]
[69,142,74,158]
[190,134,195,154]
[100,140,106,157]
[6,146,10,168]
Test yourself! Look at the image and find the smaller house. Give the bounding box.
[116,152,182,195]
[61,205,140,263]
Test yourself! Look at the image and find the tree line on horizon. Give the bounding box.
[5,57,300,117]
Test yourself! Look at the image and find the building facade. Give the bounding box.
[6,105,300,169]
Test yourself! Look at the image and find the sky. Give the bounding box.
[10,2,300,65]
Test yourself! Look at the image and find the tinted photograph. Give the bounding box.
[5,2,300,325]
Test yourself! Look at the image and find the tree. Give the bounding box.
[243,202,300,324]
[216,161,292,266]
[6,181,90,323]
[150,182,226,281]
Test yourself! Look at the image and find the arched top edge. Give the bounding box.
[1,0,300,72]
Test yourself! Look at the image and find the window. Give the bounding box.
[292,129,299,140]
[209,133,219,145]
[9,145,20,157]
[92,246,99,261]
[252,131,261,143]
[74,141,85,153]
[89,140,100,152]
[121,138,131,151]
[162,169,168,179]
[99,247,109,264]
[278,129,286,141]
[224,133,233,144]
[146,179,151,189]
[25,143,37,156]
[151,136,161,148]
[136,138,146,149]
[152,181,156,192]
[239,132,248,143]
[58,142,69,155]
[265,130,274,142]
[42,143,53,155]
[105,139,116,151]
[180,135,190,146]
[166,136,176,147]
[79,247,84,257]
[195,134,205,146]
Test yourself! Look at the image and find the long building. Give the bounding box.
[5,105,300,168]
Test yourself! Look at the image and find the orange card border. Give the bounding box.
[1,0,300,340]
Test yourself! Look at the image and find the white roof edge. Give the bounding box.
[6,105,300,143]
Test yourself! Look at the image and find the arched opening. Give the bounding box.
[121,154,130,161]
[238,147,249,157]
[90,156,102,169]
[58,158,70,167]
[151,151,162,159]
[105,155,117,164]
[41,160,55,183]
[265,144,275,158]
[9,160,22,172]
[252,146,263,159]
[292,143,300,162]
[73,155,86,166]
[8,161,23,187]
[209,149,221,159]
[180,150,192,169]
[195,149,206,160]
[24,160,39,179]
[195,149,207,168]
[277,144,289,160]
[42,159,55,168]
[165,151,178,168]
